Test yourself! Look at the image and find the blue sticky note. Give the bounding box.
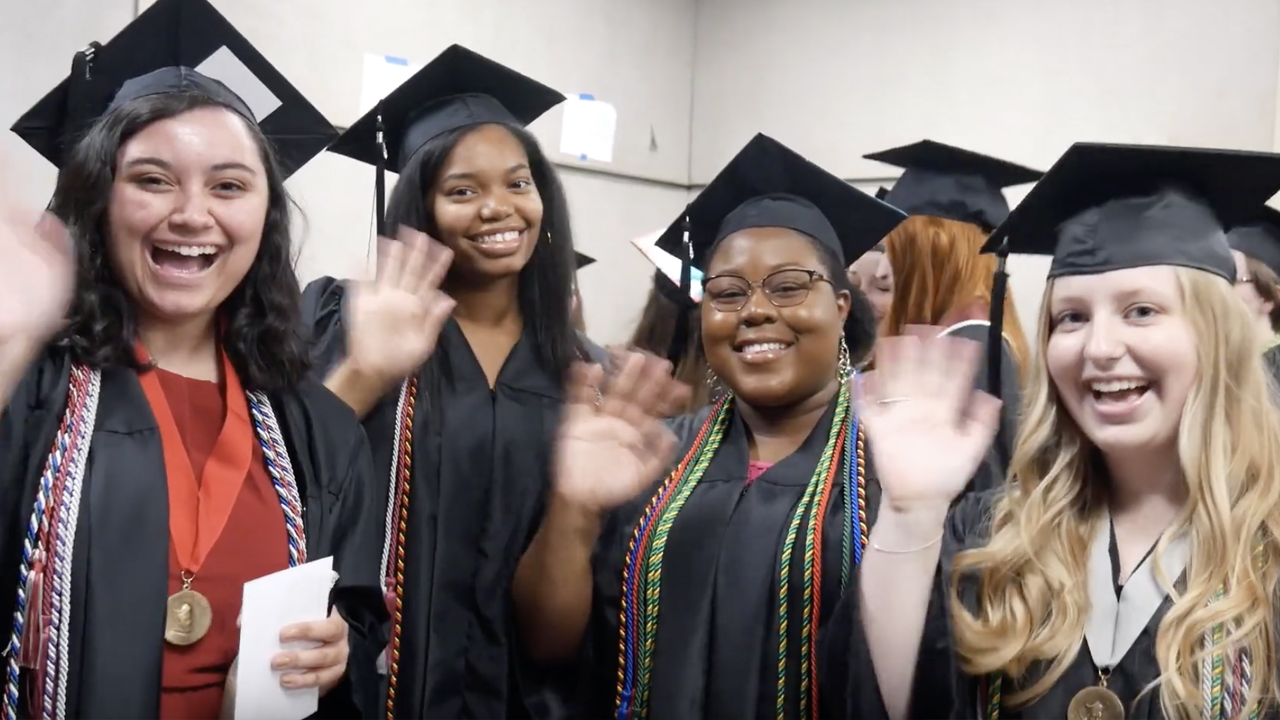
[578,93,594,101]
[385,56,409,66]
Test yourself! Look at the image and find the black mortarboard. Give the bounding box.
[10,0,336,179]
[327,45,565,237]
[977,142,1280,402]
[865,140,1042,232]
[575,251,597,270]
[1227,206,1280,279]
[655,133,906,362]
[656,134,906,270]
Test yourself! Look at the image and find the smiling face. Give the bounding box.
[1045,265,1198,455]
[106,105,268,326]
[847,249,892,324]
[701,226,851,408]
[430,124,544,281]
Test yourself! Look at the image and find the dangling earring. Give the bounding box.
[545,228,553,244]
[706,366,727,401]
[837,335,852,383]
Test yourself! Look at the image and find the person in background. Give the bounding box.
[846,241,893,327]
[864,139,1041,478]
[821,142,1280,720]
[302,45,613,719]
[625,246,710,415]
[1226,206,1280,382]
[514,134,907,719]
[0,1,387,717]
[571,251,596,336]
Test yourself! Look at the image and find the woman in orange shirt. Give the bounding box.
[0,1,387,717]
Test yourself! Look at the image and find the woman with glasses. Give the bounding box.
[513,134,923,719]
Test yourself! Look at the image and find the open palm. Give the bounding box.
[553,353,691,512]
[344,227,456,383]
[857,334,1003,510]
[0,208,74,348]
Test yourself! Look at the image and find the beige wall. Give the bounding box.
[5,0,1280,345]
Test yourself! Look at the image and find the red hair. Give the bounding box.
[882,215,1031,380]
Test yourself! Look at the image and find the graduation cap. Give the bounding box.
[978,142,1280,400]
[864,140,1042,232]
[654,133,906,362]
[10,0,336,179]
[327,44,566,236]
[574,251,597,270]
[630,227,704,307]
[1227,206,1280,279]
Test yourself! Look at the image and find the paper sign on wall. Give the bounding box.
[559,93,617,163]
[630,228,703,303]
[359,53,423,117]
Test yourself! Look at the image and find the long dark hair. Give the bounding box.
[49,91,309,391]
[628,275,710,414]
[384,122,579,379]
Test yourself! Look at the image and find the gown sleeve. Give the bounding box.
[0,351,72,695]
[299,276,350,378]
[293,381,390,720]
[817,488,999,720]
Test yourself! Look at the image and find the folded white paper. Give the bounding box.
[233,556,334,720]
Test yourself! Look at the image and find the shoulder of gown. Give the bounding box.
[299,276,350,378]
[575,331,609,367]
[271,378,390,720]
[2,346,74,518]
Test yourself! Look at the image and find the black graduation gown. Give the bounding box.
[817,489,1233,720]
[0,349,389,720]
[578,396,882,720]
[1262,343,1280,390]
[943,322,1021,489]
[302,277,602,720]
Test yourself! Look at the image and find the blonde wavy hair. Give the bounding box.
[950,266,1280,719]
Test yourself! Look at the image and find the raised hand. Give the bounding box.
[552,352,690,512]
[0,207,74,350]
[343,227,455,384]
[857,334,1002,511]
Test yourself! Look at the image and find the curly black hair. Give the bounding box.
[48,91,309,392]
[383,122,579,380]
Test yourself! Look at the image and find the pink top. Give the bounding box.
[745,461,773,486]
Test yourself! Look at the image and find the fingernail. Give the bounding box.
[281,674,302,688]
[272,654,292,670]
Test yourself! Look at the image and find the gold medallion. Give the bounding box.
[164,587,212,646]
[1068,685,1125,720]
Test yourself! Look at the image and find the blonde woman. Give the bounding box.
[820,143,1280,720]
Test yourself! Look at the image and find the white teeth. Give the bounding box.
[154,242,218,257]
[1090,379,1149,393]
[473,230,522,244]
[740,342,789,354]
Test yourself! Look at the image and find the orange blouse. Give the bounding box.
[154,369,289,720]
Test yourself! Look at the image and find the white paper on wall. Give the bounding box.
[559,93,617,163]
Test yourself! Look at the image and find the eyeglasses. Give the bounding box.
[702,269,832,312]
